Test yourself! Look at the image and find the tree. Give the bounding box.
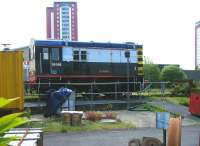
[143,56,160,81]
[160,65,188,95]
[144,56,153,64]
[144,64,161,81]
[160,65,187,82]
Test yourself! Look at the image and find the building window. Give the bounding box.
[43,48,49,60]
[81,51,87,61]
[63,24,69,27]
[73,50,79,61]
[51,48,60,61]
[63,15,69,19]
[62,27,69,31]
[63,36,70,39]
[63,7,69,10]
[63,31,69,34]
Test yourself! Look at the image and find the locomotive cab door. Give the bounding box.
[39,47,62,75]
[49,47,62,74]
[40,47,50,74]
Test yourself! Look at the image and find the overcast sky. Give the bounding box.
[0,0,200,69]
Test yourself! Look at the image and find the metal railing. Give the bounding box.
[24,81,143,96]
[24,81,170,110]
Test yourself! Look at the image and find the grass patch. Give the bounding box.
[24,117,135,133]
[165,97,189,106]
[129,103,181,117]
[133,88,171,97]
[24,95,40,100]
[148,96,189,107]
[143,104,166,112]
[148,96,160,101]
[129,103,166,112]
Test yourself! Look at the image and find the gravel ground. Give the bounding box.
[32,99,200,146]
[44,126,200,146]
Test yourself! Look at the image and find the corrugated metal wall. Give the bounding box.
[0,51,24,110]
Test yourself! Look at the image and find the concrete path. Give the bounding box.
[149,100,190,117]
[148,100,200,125]
[117,110,200,128]
[117,111,156,128]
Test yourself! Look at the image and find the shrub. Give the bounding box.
[191,87,200,94]
[160,65,187,82]
[85,111,102,122]
[171,83,190,96]
[179,100,189,106]
[105,112,117,119]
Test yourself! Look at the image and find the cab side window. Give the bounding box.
[43,48,49,60]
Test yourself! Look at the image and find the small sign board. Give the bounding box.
[23,61,30,69]
[156,112,170,129]
[51,62,62,68]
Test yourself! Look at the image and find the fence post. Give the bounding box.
[161,82,166,110]
[127,81,130,110]
[115,82,118,100]
[37,79,41,95]
[90,84,94,110]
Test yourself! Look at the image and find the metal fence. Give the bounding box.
[24,81,170,103]
[25,81,143,97]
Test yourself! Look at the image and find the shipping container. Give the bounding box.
[0,51,24,110]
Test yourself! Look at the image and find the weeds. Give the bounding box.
[25,117,135,133]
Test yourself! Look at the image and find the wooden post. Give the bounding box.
[168,117,182,146]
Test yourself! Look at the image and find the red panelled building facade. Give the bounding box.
[46,2,78,41]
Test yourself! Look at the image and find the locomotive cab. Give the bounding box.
[34,43,64,75]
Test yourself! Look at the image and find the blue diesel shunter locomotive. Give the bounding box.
[28,40,143,92]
